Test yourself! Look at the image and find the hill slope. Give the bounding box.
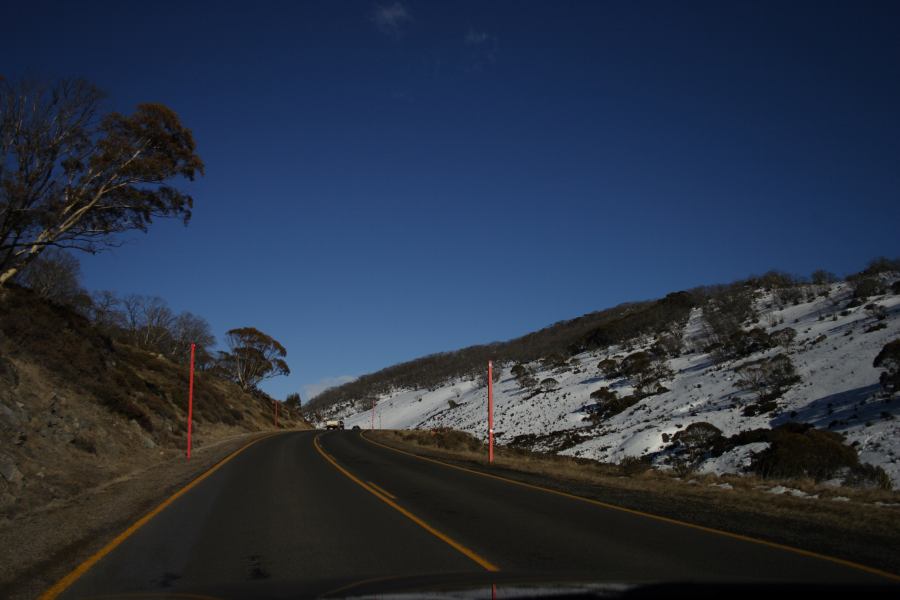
[0,286,309,519]
[313,275,900,488]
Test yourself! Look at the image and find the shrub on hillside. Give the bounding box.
[432,428,481,452]
[703,285,757,354]
[539,377,559,392]
[596,358,620,378]
[853,278,886,300]
[620,352,651,378]
[589,386,618,403]
[774,286,804,307]
[737,354,801,415]
[71,434,98,454]
[750,423,890,488]
[811,269,837,285]
[618,455,652,476]
[753,270,800,290]
[848,257,900,280]
[541,353,569,371]
[711,327,776,362]
[769,327,797,348]
[668,422,724,472]
[672,421,724,450]
[620,351,673,393]
[651,332,683,358]
[589,391,645,422]
[874,339,900,396]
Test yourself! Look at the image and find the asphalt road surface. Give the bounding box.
[54,430,895,598]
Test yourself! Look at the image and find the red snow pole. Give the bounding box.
[488,360,494,464]
[187,343,195,460]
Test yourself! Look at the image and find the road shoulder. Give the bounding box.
[366,430,900,578]
[0,431,284,600]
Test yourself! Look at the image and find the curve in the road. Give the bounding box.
[37,430,898,600]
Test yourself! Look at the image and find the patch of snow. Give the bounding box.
[766,485,818,499]
[698,443,769,476]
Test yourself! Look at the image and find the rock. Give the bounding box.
[142,436,157,449]
[0,402,19,427]
[0,355,18,388]
[0,492,16,509]
[0,456,23,485]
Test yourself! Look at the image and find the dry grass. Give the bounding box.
[372,429,900,542]
[0,285,311,523]
[0,431,275,600]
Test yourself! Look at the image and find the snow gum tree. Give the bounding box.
[221,327,290,391]
[0,78,203,288]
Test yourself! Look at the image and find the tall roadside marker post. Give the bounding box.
[488,360,494,464]
[187,343,195,460]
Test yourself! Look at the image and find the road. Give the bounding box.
[53,430,894,598]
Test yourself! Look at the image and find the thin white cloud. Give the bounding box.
[462,28,498,72]
[464,29,490,46]
[372,2,412,36]
[303,374,358,400]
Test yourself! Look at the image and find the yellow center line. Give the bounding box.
[360,431,900,583]
[39,432,287,600]
[366,480,397,500]
[313,433,499,572]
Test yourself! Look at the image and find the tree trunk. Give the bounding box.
[0,266,20,287]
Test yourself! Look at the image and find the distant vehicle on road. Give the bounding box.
[352,425,361,430]
[325,420,345,430]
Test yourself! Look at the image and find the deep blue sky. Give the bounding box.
[4,1,899,400]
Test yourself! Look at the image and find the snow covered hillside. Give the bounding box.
[321,277,900,487]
